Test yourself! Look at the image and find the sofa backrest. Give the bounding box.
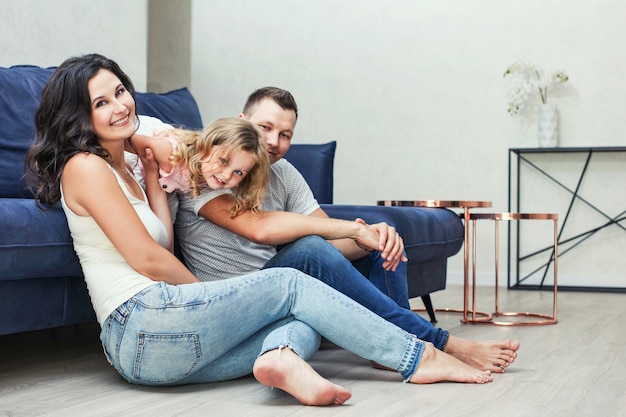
[0,66,53,198]
[0,65,203,198]
[284,141,336,204]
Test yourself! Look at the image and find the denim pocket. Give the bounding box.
[133,331,201,384]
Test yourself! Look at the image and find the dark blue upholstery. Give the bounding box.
[0,64,202,335]
[136,88,203,131]
[284,141,336,204]
[0,200,82,280]
[0,66,55,198]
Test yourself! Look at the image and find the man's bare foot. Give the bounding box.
[409,342,493,384]
[444,337,521,373]
[253,347,352,406]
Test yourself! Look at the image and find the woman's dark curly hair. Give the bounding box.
[25,53,136,208]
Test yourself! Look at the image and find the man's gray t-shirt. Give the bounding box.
[176,158,320,281]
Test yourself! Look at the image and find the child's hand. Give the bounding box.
[139,147,160,178]
[130,133,172,173]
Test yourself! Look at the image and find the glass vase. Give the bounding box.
[537,103,558,147]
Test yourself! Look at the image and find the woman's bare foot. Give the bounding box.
[253,347,352,406]
[444,337,521,373]
[409,342,493,384]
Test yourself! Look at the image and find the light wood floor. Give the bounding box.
[1,285,625,417]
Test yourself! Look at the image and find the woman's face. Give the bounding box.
[200,146,256,190]
[88,69,136,144]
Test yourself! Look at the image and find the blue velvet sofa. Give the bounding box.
[0,64,463,336]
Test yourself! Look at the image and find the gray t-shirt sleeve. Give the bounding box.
[269,159,320,215]
[191,188,233,216]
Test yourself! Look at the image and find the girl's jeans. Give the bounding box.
[100,267,423,386]
[264,236,449,350]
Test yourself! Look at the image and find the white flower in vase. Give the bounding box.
[504,59,569,147]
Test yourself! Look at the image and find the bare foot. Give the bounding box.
[409,342,493,384]
[253,347,352,406]
[444,337,521,373]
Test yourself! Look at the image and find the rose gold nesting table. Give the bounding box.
[377,201,559,326]
[376,200,493,322]
[466,212,559,326]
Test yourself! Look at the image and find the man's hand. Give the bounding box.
[354,218,408,271]
[352,220,382,253]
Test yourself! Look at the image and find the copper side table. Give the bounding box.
[377,200,492,322]
[467,212,559,326]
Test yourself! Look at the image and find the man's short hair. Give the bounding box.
[242,87,298,120]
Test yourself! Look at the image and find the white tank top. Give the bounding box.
[60,163,167,325]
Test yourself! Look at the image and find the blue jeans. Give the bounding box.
[264,236,449,350]
[100,268,423,385]
[351,249,410,309]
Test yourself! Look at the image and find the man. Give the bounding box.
[174,87,520,373]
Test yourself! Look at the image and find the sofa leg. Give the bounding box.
[421,295,437,324]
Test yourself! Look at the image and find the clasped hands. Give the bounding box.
[353,218,408,272]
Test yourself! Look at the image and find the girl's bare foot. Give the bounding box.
[444,337,521,373]
[409,342,493,384]
[253,347,352,406]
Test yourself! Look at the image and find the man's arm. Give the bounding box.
[198,195,406,271]
[198,194,382,250]
[308,208,406,271]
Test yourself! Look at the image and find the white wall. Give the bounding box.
[1,0,622,288]
[0,0,148,90]
[191,0,626,287]
[147,0,191,93]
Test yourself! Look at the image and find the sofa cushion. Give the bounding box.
[284,141,336,204]
[0,65,55,198]
[0,199,83,281]
[136,88,203,130]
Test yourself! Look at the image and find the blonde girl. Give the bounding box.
[133,118,269,217]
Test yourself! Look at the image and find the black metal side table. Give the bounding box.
[509,147,626,292]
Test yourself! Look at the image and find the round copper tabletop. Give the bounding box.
[469,212,558,221]
[377,200,492,209]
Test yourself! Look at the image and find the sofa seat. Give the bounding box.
[0,200,81,280]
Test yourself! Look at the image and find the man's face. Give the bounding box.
[240,98,296,164]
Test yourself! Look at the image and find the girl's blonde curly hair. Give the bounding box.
[159,118,270,217]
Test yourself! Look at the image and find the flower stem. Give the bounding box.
[535,69,547,104]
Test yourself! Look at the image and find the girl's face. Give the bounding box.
[88,69,136,144]
[201,146,256,190]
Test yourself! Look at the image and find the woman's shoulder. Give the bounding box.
[65,153,111,177]
[66,152,106,166]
